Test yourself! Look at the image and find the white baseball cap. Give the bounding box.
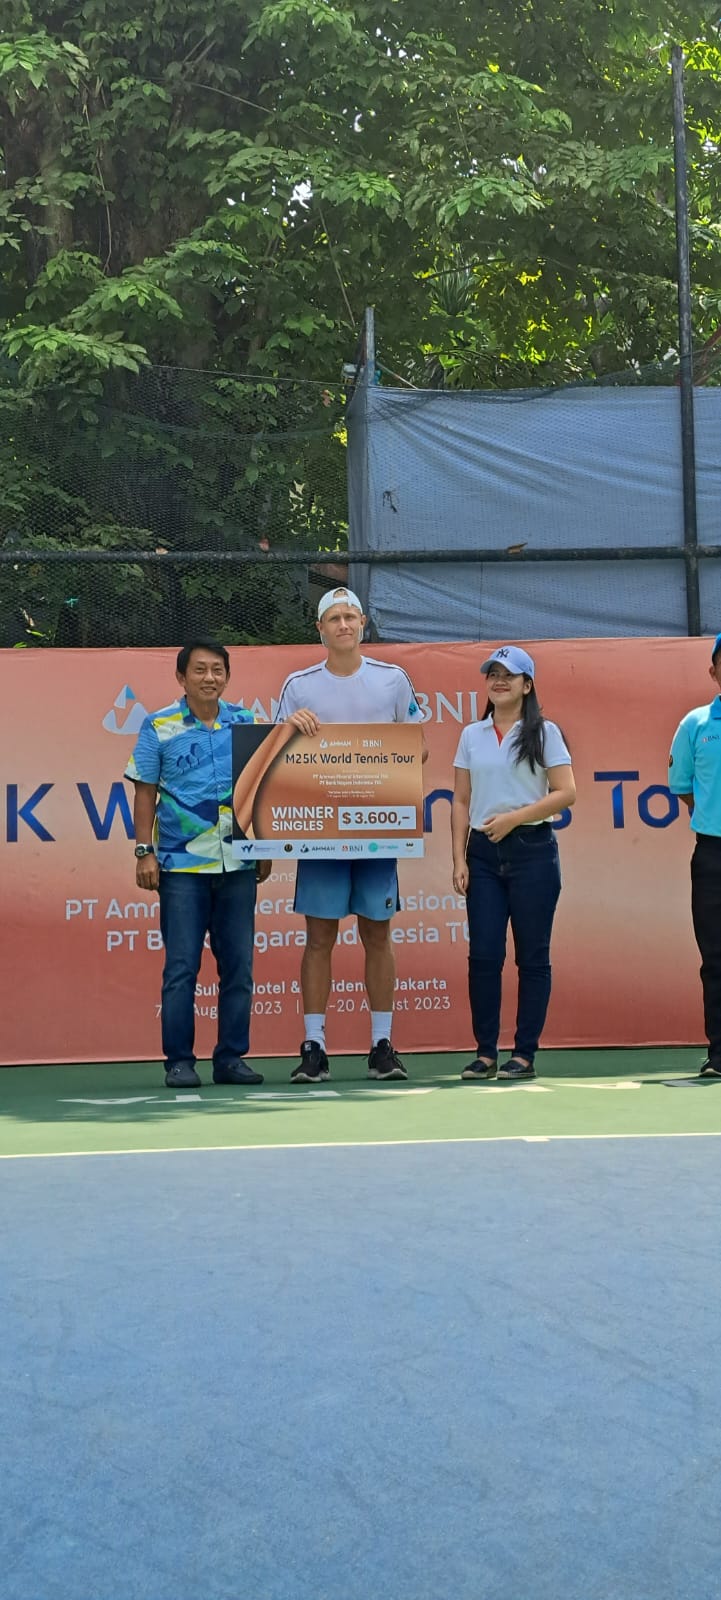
[317,587,364,621]
[481,645,536,679]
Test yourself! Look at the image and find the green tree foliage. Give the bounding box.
[3,0,721,382]
[1,2,721,641]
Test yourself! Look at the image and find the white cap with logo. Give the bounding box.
[317,587,364,621]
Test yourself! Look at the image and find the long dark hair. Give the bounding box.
[483,681,568,773]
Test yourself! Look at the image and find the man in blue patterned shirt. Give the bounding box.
[126,638,270,1089]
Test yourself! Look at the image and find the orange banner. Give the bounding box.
[0,639,708,1064]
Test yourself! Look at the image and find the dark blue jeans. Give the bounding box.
[466,825,561,1064]
[158,870,257,1073]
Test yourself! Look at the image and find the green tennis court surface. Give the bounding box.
[2,1049,720,1157]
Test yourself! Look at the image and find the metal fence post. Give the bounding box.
[672,45,701,635]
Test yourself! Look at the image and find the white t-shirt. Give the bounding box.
[276,656,424,725]
[453,716,571,829]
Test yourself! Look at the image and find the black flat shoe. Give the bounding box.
[213,1062,264,1085]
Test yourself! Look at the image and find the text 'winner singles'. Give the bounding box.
[271,804,334,833]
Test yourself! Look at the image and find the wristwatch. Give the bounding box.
[134,844,155,859]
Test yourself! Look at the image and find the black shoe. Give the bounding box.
[368,1039,408,1080]
[213,1061,264,1085]
[497,1057,536,1081]
[699,1060,721,1078]
[461,1057,497,1081]
[291,1041,330,1083]
[165,1063,202,1088]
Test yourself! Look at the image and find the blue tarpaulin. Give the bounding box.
[347,386,721,640]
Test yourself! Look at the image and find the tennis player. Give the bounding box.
[276,587,427,1083]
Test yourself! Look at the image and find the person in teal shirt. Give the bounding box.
[668,632,721,1078]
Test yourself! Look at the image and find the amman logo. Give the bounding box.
[102,685,148,735]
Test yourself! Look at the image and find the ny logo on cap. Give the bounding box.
[496,647,509,658]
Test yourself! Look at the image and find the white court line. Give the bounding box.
[2,1131,721,1160]
[560,1080,642,1090]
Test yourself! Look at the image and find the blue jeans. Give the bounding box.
[158,870,257,1073]
[465,825,561,1064]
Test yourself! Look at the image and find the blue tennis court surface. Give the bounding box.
[2,1107,720,1599]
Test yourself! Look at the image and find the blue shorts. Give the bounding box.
[294,859,400,922]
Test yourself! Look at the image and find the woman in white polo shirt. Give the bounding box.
[451,646,576,1082]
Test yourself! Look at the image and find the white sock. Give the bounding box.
[304,1013,326,1049]
[371,1012,393,1047]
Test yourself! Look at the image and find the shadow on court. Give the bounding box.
[2,1050,721,1172]
[0,1048,710,1133]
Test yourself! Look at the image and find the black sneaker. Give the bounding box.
[291,1041,330,1083]
[165,1063,202,1088]
[461,1058,497,1081]
[699,1060,721,1078]
[368,1039,408,1080]
[213,1061,264,1085]
[497,1058,536,1081]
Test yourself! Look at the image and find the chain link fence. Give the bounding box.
[1,355,719,647]
[0,367,350,647]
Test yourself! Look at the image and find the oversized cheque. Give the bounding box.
[232,723,425,859]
